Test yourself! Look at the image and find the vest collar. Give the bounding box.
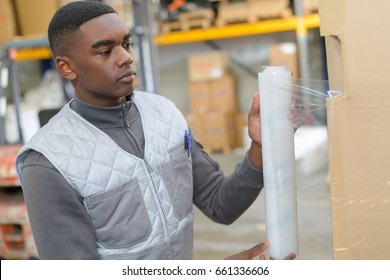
[70,93,138,128]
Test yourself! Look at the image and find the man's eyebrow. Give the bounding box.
[91,33,132,49]
[91,39,114,49]
[123,32,132,41]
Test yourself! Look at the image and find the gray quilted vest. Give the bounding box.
[16,91,194,259]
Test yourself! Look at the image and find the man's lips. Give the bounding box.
[118,71,136,82]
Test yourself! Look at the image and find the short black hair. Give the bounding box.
[48,1,117,57]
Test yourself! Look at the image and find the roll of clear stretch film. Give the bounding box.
[258,65,298,259]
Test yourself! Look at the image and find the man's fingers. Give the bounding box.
[250,92,260,116]
[270,252,297,260]
[223,241,269,260]
[245,240,269,259]
[283,253,297,260]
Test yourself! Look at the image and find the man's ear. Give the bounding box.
[55,56,76,81]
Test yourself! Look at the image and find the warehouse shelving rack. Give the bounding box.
[0,37,51,145]
[0,37,50,259]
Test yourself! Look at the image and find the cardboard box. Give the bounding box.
[303,0,319,14]
[269,43,299,78]
[210,75,238,113]
[59,0,84,6]
[204,111,235,151]
[14,0,59,36]
[319,0,390,259]
[188,81,212,114]
[188,51,230,82]
[234,113,247,149]
[0,0,17,45]
[103,0,134,29]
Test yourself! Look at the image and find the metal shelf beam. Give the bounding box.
[155,13,320,46]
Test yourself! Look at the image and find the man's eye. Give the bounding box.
[99,49,111,56]
[123,42,134,49]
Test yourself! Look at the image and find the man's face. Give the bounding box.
[67,13,136,107]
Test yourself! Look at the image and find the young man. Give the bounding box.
[15,1,292,260]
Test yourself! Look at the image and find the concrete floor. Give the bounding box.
[193,125,333,260]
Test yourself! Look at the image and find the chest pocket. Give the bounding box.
[84,179,151,249]
[160,144,193,220]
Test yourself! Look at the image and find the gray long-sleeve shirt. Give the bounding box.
[20,93,263,259]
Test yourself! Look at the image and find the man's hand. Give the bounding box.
[248,92,261,146]
[288,94,304,131]
[224,241,269,260]
[247,91,304,170]
[271,253,297,260]
[224,240,297,260]
[248,92,262,169]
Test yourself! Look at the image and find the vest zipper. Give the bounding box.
[143,159,173,258]
[123,107,143,158]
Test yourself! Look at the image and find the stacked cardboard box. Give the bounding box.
[102,0,134,29]
[10,0,132,38]
[185,51,245,153]
[0,0,17,45]
[13,0,59,37]
[319,0,390,259]
[268,42,299,78]
[303,0,319,15]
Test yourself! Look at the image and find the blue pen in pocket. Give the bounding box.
[184,130,191,157]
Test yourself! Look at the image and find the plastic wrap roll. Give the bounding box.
[258,65,298,259]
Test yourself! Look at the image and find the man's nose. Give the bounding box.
[117,48,133,67]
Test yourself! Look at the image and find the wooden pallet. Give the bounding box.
[247,0,292,23]
[215,2,248,27]
[158,9,214,33]
[158,20,182,33]
[216,0,291,26]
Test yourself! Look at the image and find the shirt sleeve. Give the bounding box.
[20,150,99,260]
[190,130,264,225]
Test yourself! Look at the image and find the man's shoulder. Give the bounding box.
[22,150,54,169]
